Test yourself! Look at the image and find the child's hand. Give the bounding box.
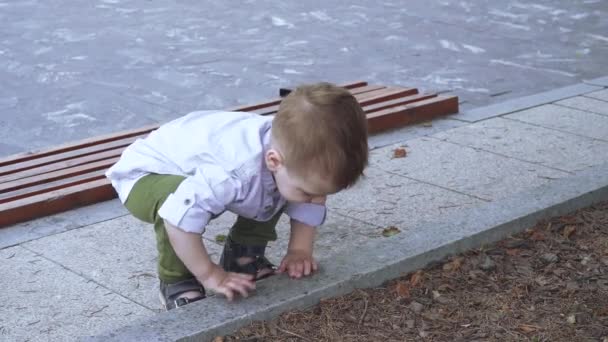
[277,249,318,279]
[198,264,255,301]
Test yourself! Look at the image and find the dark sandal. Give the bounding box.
[159,278,206,310]
[219,237,276,281]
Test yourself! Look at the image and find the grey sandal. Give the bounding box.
[159,278,206,310]
[219,237,276,281]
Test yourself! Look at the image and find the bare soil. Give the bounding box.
[224,202,608,342]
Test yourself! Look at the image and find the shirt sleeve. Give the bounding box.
[158,166,240,234]
[285,202,327,227]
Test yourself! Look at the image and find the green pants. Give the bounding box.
[124,174,282,283]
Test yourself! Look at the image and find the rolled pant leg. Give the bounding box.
[229,209,283,246]
[124,174,192,283]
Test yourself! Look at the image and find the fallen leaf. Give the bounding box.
[394,281,411,298]
[596,307,608,317]
[567,314,576,324]
[563,225,576,239]
[530,230,546,241]
[382,226,401,237]
[421,122,433,127]
[410,271,424,287]
[392,147,407,158]
[519,324,540,333]
[213,337,225,342]
[506,248,521,256]
[215,234,227,243]
[443,257,464,273]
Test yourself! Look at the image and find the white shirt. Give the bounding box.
[105,110,326,234]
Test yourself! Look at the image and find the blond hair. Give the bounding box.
[272,82,368,189]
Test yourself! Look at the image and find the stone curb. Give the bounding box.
[454,82,604,122]
[86,159,608,341]
[584,75,608,87]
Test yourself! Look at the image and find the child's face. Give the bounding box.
[273,165,337,203]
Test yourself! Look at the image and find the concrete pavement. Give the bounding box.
[1,77,608,341]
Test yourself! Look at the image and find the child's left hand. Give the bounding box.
[277,249,318,279]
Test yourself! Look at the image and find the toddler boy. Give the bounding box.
[106,82,368,310]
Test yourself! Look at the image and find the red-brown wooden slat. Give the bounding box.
[252,86,416,116]
[0,169,106,204]
[230,80,369,112]
[366,96,459,133]
[0,136,136,177]
[0,157,119,195]
[356,87,418,103]
[0,179,116,228]
[346,84,388,95]
[0,124,157,168]
[250,84,387,115]
[0,148,122,183]
[364,93,438,114]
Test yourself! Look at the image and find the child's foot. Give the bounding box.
[236,256,275,279]
[220,237,276,280]
[159,278,206,310]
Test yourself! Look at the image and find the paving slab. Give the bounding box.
[23,215,174,312]
[584,76,608,87]
[0,199,129,249]
[367,117,465,150]
[327,165,483,228]
[0,245,153,342]
[433,117,608,173]
[86,160,608,342]
[583,88,608,102]
[369,137,569,201]
[555,96,608,116]
[504,104,608,142]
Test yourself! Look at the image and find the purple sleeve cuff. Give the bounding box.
[285,202,327,227]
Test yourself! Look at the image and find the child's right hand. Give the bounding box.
[197,264,255,301]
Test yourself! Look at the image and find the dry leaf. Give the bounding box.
[392,147,407,158]
[213,337,225,342]
[519,324,540,333]
[215,234,227,243]
[530,231,546,241]
[506,248,521,256]
[382,226,401,237]
[567,314,576,324]
[443,257,464,273]
[394,281,411,298]
[410,271,424,287]
[563,225,576,238]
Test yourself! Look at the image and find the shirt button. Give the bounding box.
[184,199,192,205]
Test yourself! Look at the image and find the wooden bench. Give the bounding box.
[0,81,458,228]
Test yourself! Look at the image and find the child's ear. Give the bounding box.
[265,149,283,172]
